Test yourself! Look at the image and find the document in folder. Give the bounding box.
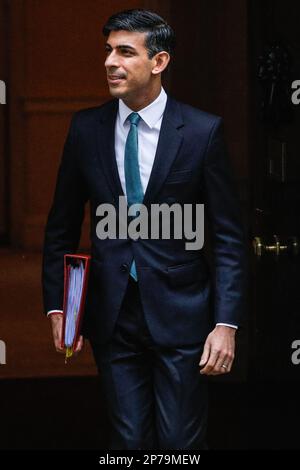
[61,254,91,361]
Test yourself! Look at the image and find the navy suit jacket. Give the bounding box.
[42,96,247,347]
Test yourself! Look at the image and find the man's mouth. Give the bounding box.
[107,74,126,84]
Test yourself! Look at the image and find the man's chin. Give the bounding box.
[107,85,127,99]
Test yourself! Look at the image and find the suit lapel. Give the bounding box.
[95,96,184,206]
[96,99,124,203]
[143,97,184,206]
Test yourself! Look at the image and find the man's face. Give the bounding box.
[104,30,155,102]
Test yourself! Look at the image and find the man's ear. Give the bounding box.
[152,51,170,75]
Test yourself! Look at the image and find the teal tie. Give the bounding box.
[124,112,143,281]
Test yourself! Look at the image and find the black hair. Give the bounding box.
[102,9,176,59]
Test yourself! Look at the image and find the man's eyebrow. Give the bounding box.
[105,43,137,51]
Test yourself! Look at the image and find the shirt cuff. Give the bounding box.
[216,322,238,329]
[47,310,63,318]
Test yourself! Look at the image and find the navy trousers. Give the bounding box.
[91,277,208,450]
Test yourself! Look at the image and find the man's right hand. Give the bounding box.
[49,313,65,354]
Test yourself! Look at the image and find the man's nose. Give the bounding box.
[105,50,119,69]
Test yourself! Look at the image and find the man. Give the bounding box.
[42,9,247,450]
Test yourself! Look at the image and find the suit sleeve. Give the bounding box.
[203,117,247,326]
[42,113,89,315]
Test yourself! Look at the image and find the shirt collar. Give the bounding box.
[118,87,167,129]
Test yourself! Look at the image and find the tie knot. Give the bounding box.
[128,112,141,127]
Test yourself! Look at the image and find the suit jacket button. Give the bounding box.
[120,263,128,272]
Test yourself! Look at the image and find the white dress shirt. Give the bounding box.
[48,87,237,329]
[115,87,167,198]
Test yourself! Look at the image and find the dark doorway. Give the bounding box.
[249,0,300,382]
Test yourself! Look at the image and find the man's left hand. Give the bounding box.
[199,325,236,375]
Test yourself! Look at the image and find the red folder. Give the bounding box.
[61,254,91,360]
